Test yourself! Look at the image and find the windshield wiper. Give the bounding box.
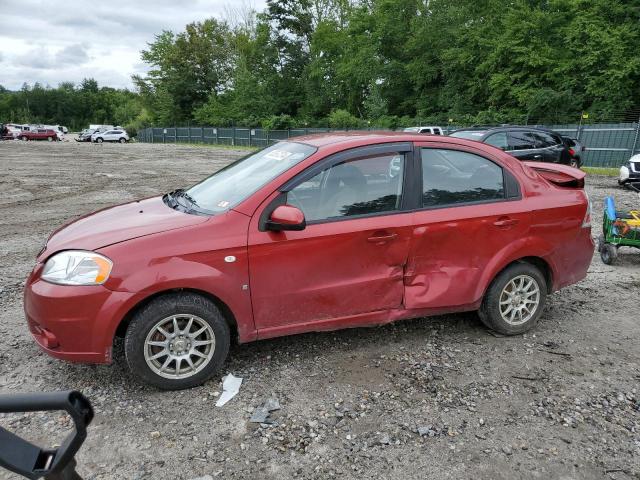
[164,188,210,215]
[173,188,199,207]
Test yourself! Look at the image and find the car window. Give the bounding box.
[113,131,122,134]
[421,148,504,207]
[507,131,537,150]
[484,132,509,150]
[287,153,405,222]
[530,131,557,148]
[433,128,442,135]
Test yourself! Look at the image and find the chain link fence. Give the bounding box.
[138,122,640,168]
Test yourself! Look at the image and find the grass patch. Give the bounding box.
[583,167,619,177]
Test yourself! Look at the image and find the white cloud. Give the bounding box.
[0,0,265,90]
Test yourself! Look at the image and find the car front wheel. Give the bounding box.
[479,262,547,335]
[124,293,230,390]
[47,136,53,142]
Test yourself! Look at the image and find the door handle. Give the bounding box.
[493,217,519,228]
[367,232,398,243]
[533,154,542,159]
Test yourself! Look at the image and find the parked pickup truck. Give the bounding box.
[17,129,58,142]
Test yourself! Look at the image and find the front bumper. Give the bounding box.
[619,165,640,185]
[24,271,136,364]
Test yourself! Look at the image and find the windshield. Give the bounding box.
[185,142,317,213]
[403,127,420,132]
[449,130,487,140]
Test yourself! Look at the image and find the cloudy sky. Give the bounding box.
[0,0,265,91]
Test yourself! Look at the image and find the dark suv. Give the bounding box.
[449,126,572,165]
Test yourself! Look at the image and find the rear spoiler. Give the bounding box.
[523,161,585,188]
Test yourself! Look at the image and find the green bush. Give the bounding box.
[328,109,362,129]
[262,114,295,130]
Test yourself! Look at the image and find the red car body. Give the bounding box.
[18,129,58,141]
[24,133,593,365]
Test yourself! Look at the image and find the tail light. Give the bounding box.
[582,192,592,228]
[569,148,575,157]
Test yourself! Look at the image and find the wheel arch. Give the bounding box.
[486,256,554,296]
[114,288,239,344]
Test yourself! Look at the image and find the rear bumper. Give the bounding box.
[24,274,136,364]
[553,229,594,291]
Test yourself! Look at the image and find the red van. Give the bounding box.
[24,133,594,389]
[18,129,58,141]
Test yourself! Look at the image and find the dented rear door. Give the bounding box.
[404,144,530,310]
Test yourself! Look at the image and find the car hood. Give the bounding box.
[38,196,209,261]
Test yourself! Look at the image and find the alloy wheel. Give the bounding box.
[144,314,216,379]
[498,275,540,325]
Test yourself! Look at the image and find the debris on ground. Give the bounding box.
[249,397,281,423]
[215,374,243,407]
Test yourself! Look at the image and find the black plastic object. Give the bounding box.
[0,391,93,480]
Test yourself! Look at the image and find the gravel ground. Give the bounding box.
[0,141,639,480]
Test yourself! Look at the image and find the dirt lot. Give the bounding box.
[0,141,639,480]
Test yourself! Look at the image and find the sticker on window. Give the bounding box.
[265,149,293,161]
[217,200,230,208]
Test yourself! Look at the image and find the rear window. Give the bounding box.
[449,130,487,140]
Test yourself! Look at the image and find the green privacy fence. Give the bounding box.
[137,122,640,168]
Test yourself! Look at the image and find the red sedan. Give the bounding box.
[18,129,58,141]
[24,133,594,389]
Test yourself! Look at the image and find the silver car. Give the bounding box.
[91,129,129,143]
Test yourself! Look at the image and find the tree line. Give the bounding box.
[2,0,639,132]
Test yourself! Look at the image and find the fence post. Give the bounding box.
[162,129,166,144]
[232,128,236,146]
[287,129,290,139]
[266,129,270,145]
[631,115,640,156]
[201,127,204,144]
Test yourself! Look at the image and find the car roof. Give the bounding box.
[453,125,560,135]
[290,131,441,148]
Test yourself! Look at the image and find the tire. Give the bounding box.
[124,293,230,390]
[21,136,28,141]
[600,244,617,265]
[47,136,53,142]
[119,137,126,144]
[570,159,579,169]
[597,234,605,253]
[479,262,547,335]
[96,137,103,143]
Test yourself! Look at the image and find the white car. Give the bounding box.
[403,126,444,135]
[91,129,129,143]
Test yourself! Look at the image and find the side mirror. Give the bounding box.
[266,205,306,231]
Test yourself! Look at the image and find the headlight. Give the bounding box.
[41,251,113,285]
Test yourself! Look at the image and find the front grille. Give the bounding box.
[633,162,640,173]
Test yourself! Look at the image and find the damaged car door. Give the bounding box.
[404,145,530,310]
[248,144,414,334]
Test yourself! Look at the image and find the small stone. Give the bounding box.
[502,445,513,455]
[150,431,161,439]
[380,434,391,445]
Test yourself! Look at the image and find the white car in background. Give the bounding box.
[403,126,444,135]
[91,128,129,143]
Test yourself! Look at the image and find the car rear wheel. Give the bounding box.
[479,262,547,335]
[119,137,126,143]
[600,244,617,265]
[21,136,28,141]
[124,293,230,390]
